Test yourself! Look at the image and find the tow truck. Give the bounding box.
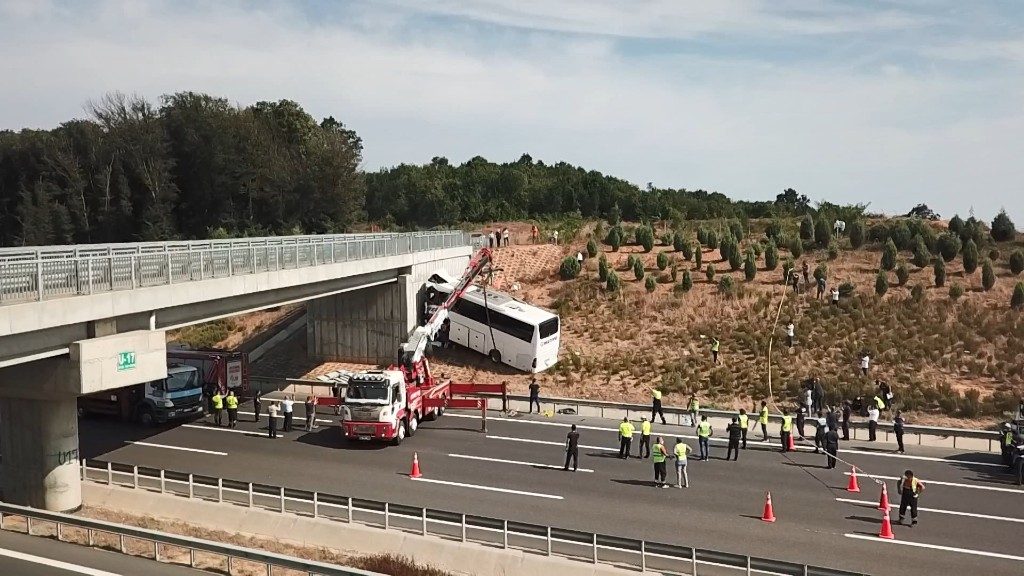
[320,248,506,445]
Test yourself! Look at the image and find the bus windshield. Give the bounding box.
[347,381,390,401]
[165,370,201,392]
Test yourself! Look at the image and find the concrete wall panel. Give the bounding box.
[71,330,168,395]
[307,277,415,366]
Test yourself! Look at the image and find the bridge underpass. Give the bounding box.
[0,231,472,512]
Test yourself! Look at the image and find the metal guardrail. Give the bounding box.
[0,500,382,576]
[78,460,867,576]
[250,376,1004,452]
[0,231,471,305]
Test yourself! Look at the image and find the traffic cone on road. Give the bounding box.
[761,491,776,523]
[878,508,895,540]
[786,433,794,451]
[877,484,890,511]
[846,466,860,493]
[410,452,423,479]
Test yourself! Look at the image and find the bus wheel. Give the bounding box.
[489,349,502,364]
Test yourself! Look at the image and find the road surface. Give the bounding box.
[0,529,206,575]
[77,404,1024,576]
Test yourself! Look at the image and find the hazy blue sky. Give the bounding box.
[1,0,1022,223]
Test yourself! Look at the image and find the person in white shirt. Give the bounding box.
[267,403,279,438]
[552,230,559,244]
[860,354,870,376]
[804,387,813,415]
[502,228,510,247]
[786,321,795,348]
[282,395,295,432]
[576,251,584,265]
[867,404,880,441]
[831,287,840,306]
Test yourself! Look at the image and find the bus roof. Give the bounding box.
[459,285,557,325]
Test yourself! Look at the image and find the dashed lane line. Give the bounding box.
[124,441,227,456]
[409,477,563,500]
[447,453,594,473]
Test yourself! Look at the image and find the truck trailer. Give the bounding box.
[167,347,249,395]
[77,363,204,425]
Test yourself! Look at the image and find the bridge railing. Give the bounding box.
[0,231,470,305]
[79,460,867,576]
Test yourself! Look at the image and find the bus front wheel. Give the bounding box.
[489,349,502,364]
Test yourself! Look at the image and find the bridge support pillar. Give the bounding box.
[307,274,417,365]
[0,395,81,512]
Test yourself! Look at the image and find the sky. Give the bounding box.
[1,0,1023,223]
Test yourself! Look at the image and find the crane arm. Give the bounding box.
[398,247,493,368]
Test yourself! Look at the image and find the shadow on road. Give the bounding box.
[587,452,624,459]
[611,479,662,488]
[77,417,182,460]
[293,428,388,450]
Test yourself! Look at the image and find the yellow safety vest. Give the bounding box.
[652,444,667,463]
[698,421,711,437]
[759,407,769,424]
[1004,431,1014,445]
[652,390,662,401]
[674,443,689,461]
[901,477,922,497]
[225,396,238,409]
[619,422,634,438]
[874,396,885,409]
[711,340,720,352]
[738,414,748,428]
[212,395,223,410]
[689,399,699,411]
[641,421,652,436]
[781,415,792,432]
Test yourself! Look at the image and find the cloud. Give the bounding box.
[0,0,1021,223]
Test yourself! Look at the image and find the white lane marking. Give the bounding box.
[238,410,334,424]
[181,424,280,438]
[843,533,1024,562]
[835,498,1024,524]
[409,477,563,500]
[125,441,227,456]
[451,413,1002,468]
[486,435,617,452]
[842,472,1023,494]
[448,453,594,473]
[0,547,123,576]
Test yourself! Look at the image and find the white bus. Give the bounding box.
[425,272,560,373]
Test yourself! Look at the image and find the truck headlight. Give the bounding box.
[379,407,391,421]
[161,400,174,408]
[342,406,352,420]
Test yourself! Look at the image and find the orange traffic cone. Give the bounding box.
[847,466,860,493]
[878,484,890,511]
[410,452,423,479]
[761,491,776,523]
[786,433,795,451]
[878,508,895,540]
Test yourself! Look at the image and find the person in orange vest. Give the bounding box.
[896,470,925,526]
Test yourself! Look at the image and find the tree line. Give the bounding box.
[0,92,1017,247]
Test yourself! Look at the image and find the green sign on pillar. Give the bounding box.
[117,351,137,372]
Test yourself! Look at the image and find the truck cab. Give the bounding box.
[341,371,414,444]
[78,364,204,425]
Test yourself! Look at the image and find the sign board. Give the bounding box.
[116,351,137,372]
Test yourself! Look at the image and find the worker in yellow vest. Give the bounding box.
[738,409,749,449]
[225,391,239,428]
[758,401,770,442]
[896,470,925,526]
[652,437,669,488]
[687,394,700,428]
[710,337,720,364]
[696,416,713,461]
[618,417,635,459]
[637,417,652,458]
[211,391,224,427]
[650,387,667,425]
[673,438,691,488]
[780,409,793,452]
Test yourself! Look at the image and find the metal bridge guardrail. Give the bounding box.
[78,460,868,576]
[0,499,383,576]
[249,376,1003,452]
[0,231,470,305]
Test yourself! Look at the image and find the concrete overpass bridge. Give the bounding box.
[0,231,472,512]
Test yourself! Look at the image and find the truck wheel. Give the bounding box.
[136,407,154,427]
[489,349,502,364]
[408,414,419,437]
[392,420,407,446]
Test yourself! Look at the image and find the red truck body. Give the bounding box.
[167,348,249,395]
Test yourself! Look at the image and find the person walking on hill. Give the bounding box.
[831,286,840,306]
[738,408,749,449]
[710,337,720,365]
[802,261,810,286]
[780,409,793,453]
[697,416,713,461]
[531,225,538,243]
[897,470,926,526]
[816,276,826,300]
[786,321,795,348]
[528,378,541,413]
[637,417,652,459]
[860,353,871,377]
[687,393,699,427]
[564,424,580,472]
[652,437,669,488]
[893,410,906,454]
[651,387,667,425]
[790,271,800,293]
[618,417,635,459]
[225,390,239,428]
[726,417,742,461]
[759,401,770,442]
[673,438,691,488]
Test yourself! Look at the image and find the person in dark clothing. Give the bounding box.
[790,272,799,293]
[813,411,827,454]
[252,390,262,422]
[564,424,580,471]
[528,378,541,413]
[893,410,906,454]
[802,261,810,286]
[796,407,806,440]
[877,380,892,409]
[812,380,825,412]
[841,401,852,441]
[825,405,838,432]
[725,417,742,461]
[651,388,667,425]
[824,427,840,469]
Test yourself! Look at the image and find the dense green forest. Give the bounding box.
[0,91,911,247]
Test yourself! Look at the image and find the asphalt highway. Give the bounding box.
[77,404,1024,576]
[0,529,206,575]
